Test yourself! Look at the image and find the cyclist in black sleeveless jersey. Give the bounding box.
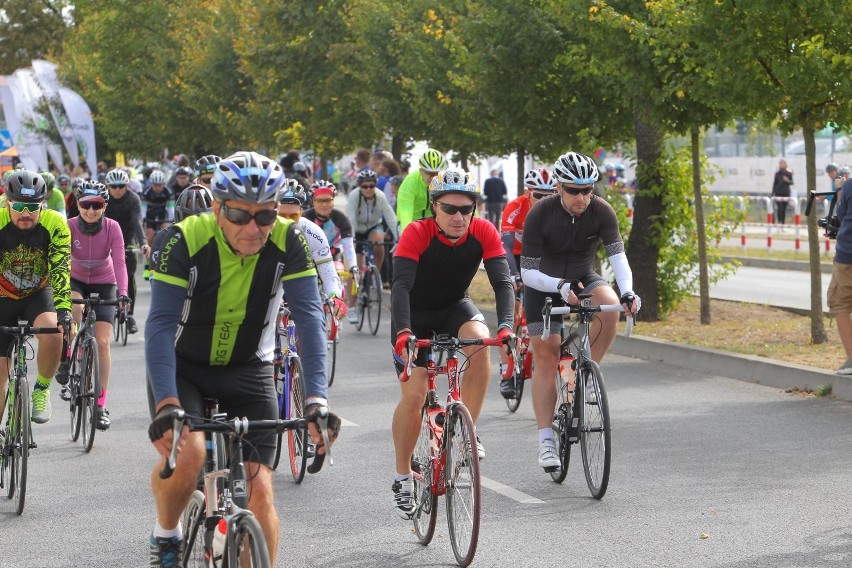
[104,169,148,333]
[520,151,640,472]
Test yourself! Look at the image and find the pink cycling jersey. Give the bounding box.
[68,216,128,297]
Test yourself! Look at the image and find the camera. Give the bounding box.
[818,215,839,239]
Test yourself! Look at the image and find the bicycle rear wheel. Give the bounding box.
[365,266,382,335]
[287,357,308,483]
[228,513,271,567]
[579,360,611,499]
[411,407,438,544]
[81,338,100,453]
[10,373,29,515]
[550,367,573,483]
[445,404,481,567]
[181,490,207,567]
[325,310,338,387]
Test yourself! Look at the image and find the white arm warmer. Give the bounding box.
[609,252,633,294]
[521,268,563,293]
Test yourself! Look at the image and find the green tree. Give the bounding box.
[691,0,852,343]
[0,0,71,75]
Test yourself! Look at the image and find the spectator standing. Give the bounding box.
[482,169,508,229]
[771,159,793,226]
[829,176,852,374]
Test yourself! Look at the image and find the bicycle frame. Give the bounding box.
[274,306,299,421]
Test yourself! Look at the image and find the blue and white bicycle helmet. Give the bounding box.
[553,152,600,185]
[211,151,285,204]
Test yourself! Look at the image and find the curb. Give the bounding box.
[723,255,832,274]
[611,334,852,402]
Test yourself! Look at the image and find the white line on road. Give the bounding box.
[480,476,544,504]
[340,417,358,427]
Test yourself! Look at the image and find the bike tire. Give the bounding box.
[411,406,438,544]
[69,339,83,442]
[228,513,271,567]
[120,307,128,346]
[366,266,382,336]
[445,404,481,567]
[355,276,367,331]
[2,367,12,500]
[287,357,308,483]
[81,338,100,453]
[579,360,611,499]
[112,307,120,342]
[550,369,571,483]
[11,373,29,515]
[325,310,337,387]
[271,364,285,471]
[181,490,207,567]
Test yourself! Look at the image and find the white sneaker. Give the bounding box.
[837,358,852,375]
[31,385,52,424]
[538,439,559,470]
[347,311,359,324]
[392,478,415,519]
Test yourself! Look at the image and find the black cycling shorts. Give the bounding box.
[0,288,55,355]
[144,217,169,231]
[391,297,486,374]
[147,359,279,468]
[524,271,609,336]
[355,226,383,254]
[70,280,117,323]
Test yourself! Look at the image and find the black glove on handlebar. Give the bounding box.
[620,292,635,307]
[148,404,181,443]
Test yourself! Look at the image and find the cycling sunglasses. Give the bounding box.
[9,201,41,213]
[436,202,475,216]
[360,184,376,190]
[560,183,595,196]
[79,201,106,211]
[531,191,554,200]
[221,203,278,227]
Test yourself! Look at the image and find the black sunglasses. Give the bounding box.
[360,184,376,189]
[531,192,553,200]
[80,201,106,211]
[561,184,595,196]
[221,203,278,226]
[436,202,475,216]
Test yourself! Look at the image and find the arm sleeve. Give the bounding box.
[391,257,418,333]
[283,274,328,401]
[519,204,561,291]
[145,279,185,405]
[346,193,359,231]
[340,236,357,269]
[501,233,518,275]
[483,257,514,327]
[48,216,72,314]
[110,222,129,297]
[396,174,416,230]
[165,199,175,222]
[131,194,146,245]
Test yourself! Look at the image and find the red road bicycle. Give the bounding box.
[402,334,516,567]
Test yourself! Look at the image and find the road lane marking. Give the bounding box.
[340,417,358,427]
[480,476,544,504]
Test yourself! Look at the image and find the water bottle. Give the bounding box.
[210,517,227,567]
[558,351,575,401]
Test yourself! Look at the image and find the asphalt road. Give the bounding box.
[1,275,850,568]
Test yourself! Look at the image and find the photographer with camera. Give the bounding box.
[828,175,852,374]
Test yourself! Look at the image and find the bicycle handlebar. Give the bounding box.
[160,406,333,479]
[0,325,62,335]
[71,297,122,307]
[541,296,634,341]
[399,335,508,382]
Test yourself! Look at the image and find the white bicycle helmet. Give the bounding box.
[553,152,600,185]
[105,168,130,187]
[523,168,555,191]
[428,168,481,201]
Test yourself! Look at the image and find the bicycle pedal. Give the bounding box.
[59,388,71,402]
[543,465,559,473]
[29,440,37,449]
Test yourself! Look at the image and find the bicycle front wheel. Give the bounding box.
[68,340,83,442]
[113,307,120,342]
[365,266,382,335]
[411,406,438,544]
[120,308,128,346]
[10,373,29,515]
[550,367,572,484]
[325,310,338,387]
[445,404,481,567]
[181,490,207,567]
[81,338,100,453]
[287,357,308,483]
[271,364,285,471]
[578,360,611,499]
[228,513,271,567]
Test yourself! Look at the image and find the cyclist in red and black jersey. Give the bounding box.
[389,168,514,519]
[497,167,557,397]
[520,151,640,472]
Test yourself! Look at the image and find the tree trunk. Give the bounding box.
[516,146,526,196]
[391,133,404,163]
[692,127,711,324]
[627,107,664,321]
[803,124,827,344]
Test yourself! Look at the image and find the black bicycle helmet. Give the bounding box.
[175,184,214,221]
[5,169,47,202]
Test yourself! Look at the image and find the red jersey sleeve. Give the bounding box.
[394,219,433,262]
[469,217,506,260]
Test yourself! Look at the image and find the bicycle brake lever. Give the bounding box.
[307,406,333,474]
[159,408,186,479]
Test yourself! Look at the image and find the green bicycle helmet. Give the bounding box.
[418,149,447,174]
